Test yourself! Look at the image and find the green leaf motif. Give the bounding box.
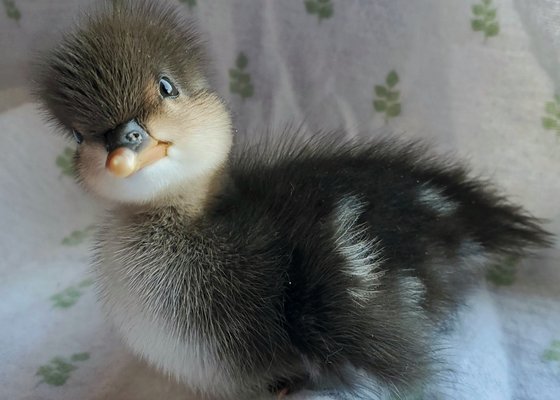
[542,340,560,362]
[56,147,75,177]
[373,100,387,112]
[318,6,333,19]
[304,0,333,21]
[3,0,21,22]
[178,0,196,9]
[472,4,484,15]
[542,117,557,130]
[61,225,95,246]
[486,256,519,286]
[386,103,401,118]
[50,278,93,309]
[50,289,80,309]
[70,352,90,362]
[236,53,248,70]
[471,0,500,40]
[485,8,497,20]
[375,85,388,97]
[387,90,400,102]
[471,19,484,32]
[373,70,402,122]
[541,95,560,137]
[485,22,499,37]
[386,70,399,88]
[305,1,317,13]
[229,52,254,99]
[37,353,90,386]
[78,278,94,288]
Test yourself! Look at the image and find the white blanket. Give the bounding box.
[0,0,559,399]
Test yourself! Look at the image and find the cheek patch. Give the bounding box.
[144,97,195,144]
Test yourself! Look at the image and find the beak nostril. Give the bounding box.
[105,120,147,153]
[126,131,142,143]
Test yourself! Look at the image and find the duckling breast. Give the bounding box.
[93,209,238,396]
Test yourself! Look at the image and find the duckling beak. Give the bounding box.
[105,120,170,178]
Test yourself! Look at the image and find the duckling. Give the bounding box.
[34,1,551,399]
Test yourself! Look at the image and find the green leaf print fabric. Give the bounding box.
[0,1,559,399]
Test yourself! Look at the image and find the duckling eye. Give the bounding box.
[72,129,83,144]
[159,77,179,98]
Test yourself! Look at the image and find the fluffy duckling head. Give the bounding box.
[35,1,232,204]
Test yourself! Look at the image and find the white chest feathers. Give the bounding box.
[95,256,233,396]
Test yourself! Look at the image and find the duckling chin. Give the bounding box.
[34,1,552,399]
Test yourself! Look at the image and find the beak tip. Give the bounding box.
[106,147,137,178]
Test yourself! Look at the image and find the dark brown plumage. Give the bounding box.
[33,1,552,399]
[35,0,207,140]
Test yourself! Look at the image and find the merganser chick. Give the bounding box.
[34,1,552,398]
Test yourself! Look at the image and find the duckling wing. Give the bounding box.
[213,135,551,391]
[230,135,549,264]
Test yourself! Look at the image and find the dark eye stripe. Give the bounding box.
[159,77,179,98]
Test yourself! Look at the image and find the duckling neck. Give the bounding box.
[135,165,231,217]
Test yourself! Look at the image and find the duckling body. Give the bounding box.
[34,1,550,399]
[96,138,547,398]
